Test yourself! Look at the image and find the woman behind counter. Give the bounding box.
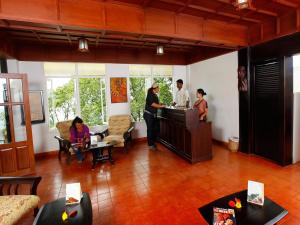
[143,83,165,150]
[193,88,208,121]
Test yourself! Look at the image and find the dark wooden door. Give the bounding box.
[0,73,35,176]
[253,60,283,163]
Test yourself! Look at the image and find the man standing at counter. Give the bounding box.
[144,83,165,150]
[172,79,190,108]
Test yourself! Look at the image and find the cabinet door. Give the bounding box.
[0,74,35,176]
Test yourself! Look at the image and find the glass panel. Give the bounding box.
[0,106,11,144]
[10,79,23,102]
[129,65,151,77]
[154,77,173,106]
[12,105,27,142]
[78,63,105,76]
[152,65,172,77]
[47,78,75,128]
[0,78,8,103]
[44,62,75,77]
[129,77,151,122]
[79,78,106,126]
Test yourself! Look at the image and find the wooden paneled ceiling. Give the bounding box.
[0,0,300,64]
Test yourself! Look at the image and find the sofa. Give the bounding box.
[0,176,42,225]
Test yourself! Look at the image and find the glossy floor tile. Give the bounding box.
[21,142,300,225]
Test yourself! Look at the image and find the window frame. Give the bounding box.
[129,65,173,122]
[44,63,107,128]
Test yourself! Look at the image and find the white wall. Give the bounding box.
[188,52,239,142]
[293,93,300,163]
[7,60,187,153]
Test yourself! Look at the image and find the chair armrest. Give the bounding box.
[91,129,108,139]
[0,176,42,196]
[54,135,64,142]
[123,126,134,140]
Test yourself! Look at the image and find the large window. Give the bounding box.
[129,65,173,122]
[45,63,106,128]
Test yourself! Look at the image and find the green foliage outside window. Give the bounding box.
[129,77,173,122]
[79,78,106,127]
[130,77,146,122]
[48,79,75,128]
[48,78,106,128]
[154,77,173,106]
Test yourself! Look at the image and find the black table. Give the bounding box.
[88,141,116,169]
[198,190,288,225]
[33,192,92,225]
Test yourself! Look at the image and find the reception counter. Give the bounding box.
[158,107,212,164]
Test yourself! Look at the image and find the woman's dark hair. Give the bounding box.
[70,116,83,131]
[197,88,207,96]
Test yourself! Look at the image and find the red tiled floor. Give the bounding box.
[21,141,300,225]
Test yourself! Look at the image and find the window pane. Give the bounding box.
[79,78,106,126]
[10,79,23,102]
[130,77,150,122]
[0,78,8,103]
[154,77,173,106]
[152,65,172,77]
[0,106,11,143]
[12,105,27,142]
[77,63,105,76]
[47,78,75,128]
[129,65,151,77]
[44,62,75,77]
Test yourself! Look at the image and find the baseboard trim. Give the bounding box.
[133,137,147,142]
[213,139,228,148]
[35,150,58,160]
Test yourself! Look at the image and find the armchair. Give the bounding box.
[0,176,42,224]
[54,120,73,161]
[101,115,134,152]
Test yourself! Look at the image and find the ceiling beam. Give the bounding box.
[31,31,42,42]
[176,0,193,13]
[143,0,152,7]
[272,0,298,8]
[216,0,278,17]
[0,0,248,47]
[66,33,72,45]
[159,0,261,23]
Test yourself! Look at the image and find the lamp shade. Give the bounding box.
[156,45,164,55]
[78,38,89,52]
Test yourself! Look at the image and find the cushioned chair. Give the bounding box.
[101,115,134,152]
[54,120,99,162]
[0,176,42,225]
[54,120,73,161]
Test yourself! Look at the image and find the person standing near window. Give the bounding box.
[144,83,165,150]
[172,79,190,107]
[70,117,90,163]
[193,88,208,121]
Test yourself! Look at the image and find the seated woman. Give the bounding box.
[193,88,208,121]
[69,117,90,163]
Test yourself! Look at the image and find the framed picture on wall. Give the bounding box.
[28,90,45,124]
[110,77,128,103]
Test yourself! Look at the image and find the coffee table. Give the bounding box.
[33,192,92,225]
[88,141,117,169]
[198,190,288,225]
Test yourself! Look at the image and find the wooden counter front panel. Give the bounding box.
[158,108,212,163]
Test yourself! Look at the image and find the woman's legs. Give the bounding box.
[73,147,84,162]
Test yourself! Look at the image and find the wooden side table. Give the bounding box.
[33,192,92,225]
[198,190,288,225]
